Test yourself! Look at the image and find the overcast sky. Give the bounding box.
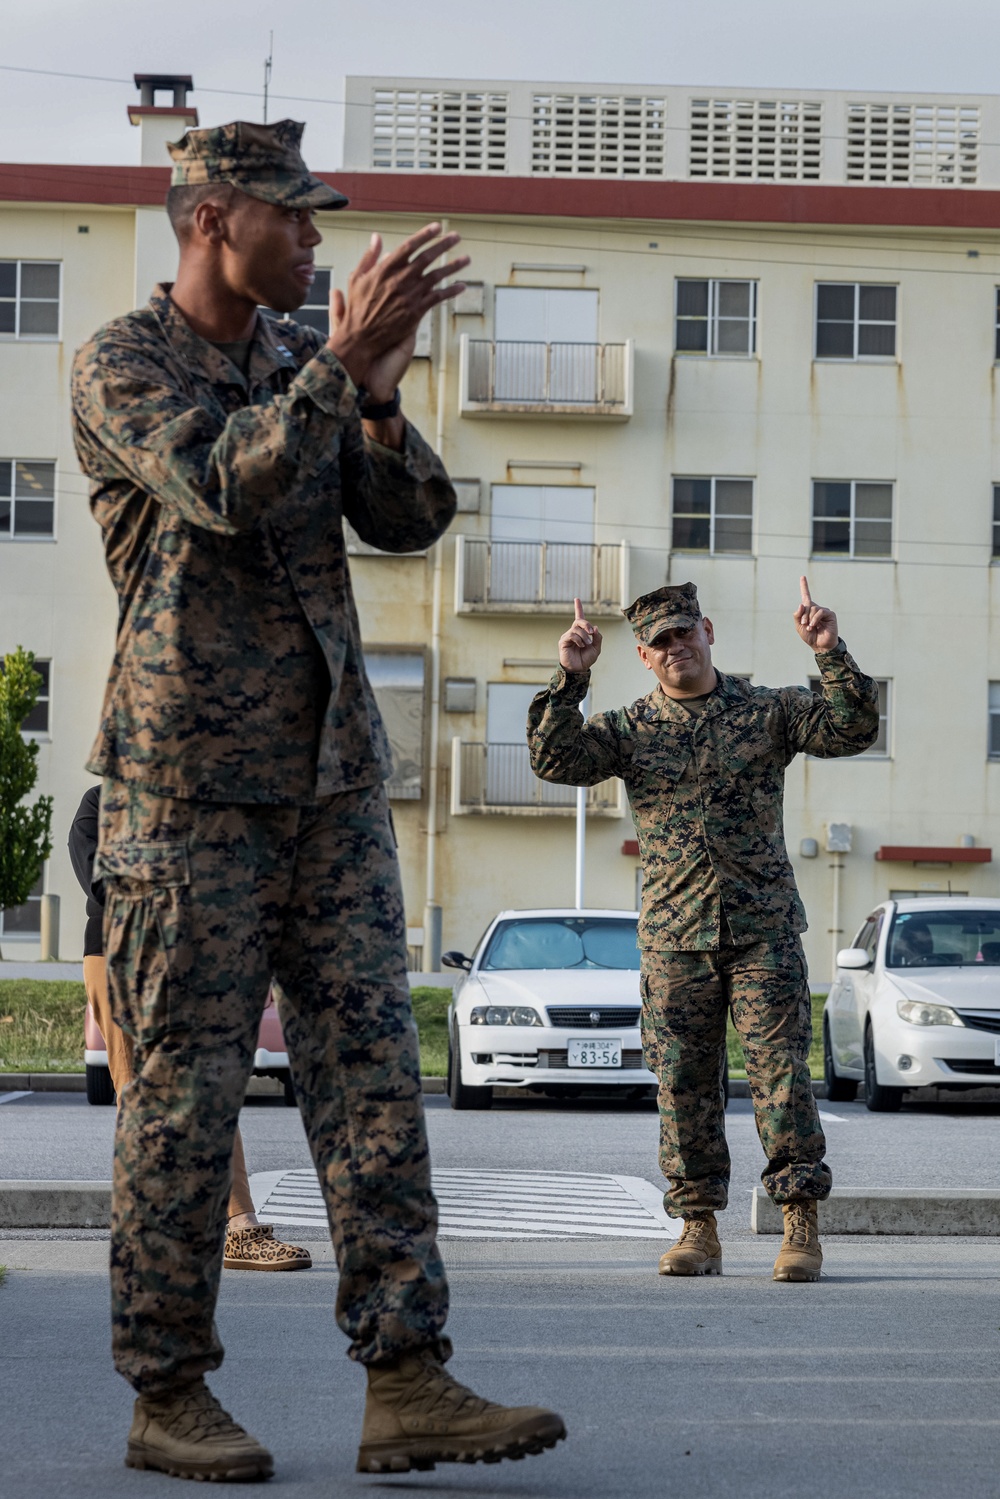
[3,0,1000,168]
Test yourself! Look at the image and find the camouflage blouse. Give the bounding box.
[71,285,455,803]
[527,643,879,950]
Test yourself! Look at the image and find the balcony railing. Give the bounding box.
[455,534,629,615]
[451,739,622,816]
[459,336,633,417]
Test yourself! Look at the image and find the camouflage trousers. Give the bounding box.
[98,778,448,1396]
[640,936,831,1216]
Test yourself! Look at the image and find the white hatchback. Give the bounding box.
[443,908,656,1109]
[823,897,1000,1111]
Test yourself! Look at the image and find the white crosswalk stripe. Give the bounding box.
[250,1167,680,1241]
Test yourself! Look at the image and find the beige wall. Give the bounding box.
[3,194,1000,985]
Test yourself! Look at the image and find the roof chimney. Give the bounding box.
[129,73,198,165]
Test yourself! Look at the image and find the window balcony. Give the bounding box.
[458,336,633,418]
[450,739,622,817]
[454,534,629,616]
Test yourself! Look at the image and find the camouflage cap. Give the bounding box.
[167,119,348,210]
[623,582,702,645]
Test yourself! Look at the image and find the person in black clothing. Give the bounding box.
[69,784,311,1270]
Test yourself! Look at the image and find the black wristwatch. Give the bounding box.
[358,387,401,420]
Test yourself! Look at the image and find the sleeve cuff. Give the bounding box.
[296,345,359,419]
[552,667,592,701]
[364,419,437,484]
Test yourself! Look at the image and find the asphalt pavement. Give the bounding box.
[2,1089,999,1497]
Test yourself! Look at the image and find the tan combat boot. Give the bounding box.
[125,1377,274,1481]
[658,1213,722,1276]
[773,1200,823,1282]
[356,1347,567,1473]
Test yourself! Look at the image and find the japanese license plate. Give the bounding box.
[568,1037,622,1068]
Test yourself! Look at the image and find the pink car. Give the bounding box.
[84,987,294,1106]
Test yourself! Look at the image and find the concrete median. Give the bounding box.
[0,1180,112,1229]
[751,1185,1000,1235]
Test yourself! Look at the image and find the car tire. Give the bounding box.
[863,1021,903,1113]
[823,1019,859,1102]
[85,1063,115,1106]
[447,1025,492,1111]
[282,1072,297,1108]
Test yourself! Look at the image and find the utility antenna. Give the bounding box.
[262,32,273,123]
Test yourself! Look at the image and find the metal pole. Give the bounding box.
[574,693,590,909]
[830,852,842,977]
[423,220,450,972]
[262,33,273,123]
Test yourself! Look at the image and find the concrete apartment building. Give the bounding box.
[3,73,1000,981]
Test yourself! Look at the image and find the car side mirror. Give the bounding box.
[836,947,872,970]
[441,950,473,971]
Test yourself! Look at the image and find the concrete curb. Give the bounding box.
[751,1185,1000,1236]
[0,1181,112,1228]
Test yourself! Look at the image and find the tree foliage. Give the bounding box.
[0,648,54,951]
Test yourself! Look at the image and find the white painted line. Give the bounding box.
[0,1091,32,1105]
[819,1110,848,1122]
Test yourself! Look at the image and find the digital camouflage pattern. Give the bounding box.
[623,581,701,644]
[641,937,830,1215]
[71,285,456,803]
[98,778,450,1395]
[167,119,349,210]
[527,642,879,950]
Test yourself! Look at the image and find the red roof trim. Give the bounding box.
[875,846,992,863]
[621,840,640,857]
[3,165,1000,228]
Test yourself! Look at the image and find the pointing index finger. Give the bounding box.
[574,597,585,622]
[799,575,813,608]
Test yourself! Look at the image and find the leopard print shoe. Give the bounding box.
[223,1223,312,1272]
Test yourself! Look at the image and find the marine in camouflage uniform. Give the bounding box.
[527,583,878,1270]
[71,120,564,1478]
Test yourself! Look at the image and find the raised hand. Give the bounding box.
[558,597,603,673]
[793,575,839,652]
[327,223,470,398]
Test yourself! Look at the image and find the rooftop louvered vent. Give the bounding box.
[371,89,509,172]
[531,94,666,175]
[689,98,822,179]
[845,103,979,185]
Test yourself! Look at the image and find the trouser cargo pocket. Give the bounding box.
[97,840,191,1045]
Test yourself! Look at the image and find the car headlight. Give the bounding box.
[896,999,964,1027]
[469,1005,543,1027]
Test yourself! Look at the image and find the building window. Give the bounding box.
[0,872,43,939]
[365,649,425,799]
[0,261,60,338]
[675,279,757,356]
[811,676,890,756]
[672,477,753,554]
[815,283,896,359]
[812,481,892,558]
[993,485,1000,557]
[988,683,1000,758]
[262,268,331,335]
[995,290,1000,362]
[21,658,50,734]
[0,460,56,539]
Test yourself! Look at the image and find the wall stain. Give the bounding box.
[665,356,676,434]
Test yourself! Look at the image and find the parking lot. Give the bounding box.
[2,1086,999,1498]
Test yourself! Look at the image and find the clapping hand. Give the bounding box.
[793,575,839,652]
[558,598,603,672]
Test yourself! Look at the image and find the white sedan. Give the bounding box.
[823,897,1000,1111]
[442,908,657,1110]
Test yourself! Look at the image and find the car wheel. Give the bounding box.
[85,1063,115,1106]
[863,1021,903,1113]
[282,1072,297,1108]
[447,1024,492,1111]
[823,1019,859,1102]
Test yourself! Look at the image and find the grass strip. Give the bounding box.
[0,980,826,1080]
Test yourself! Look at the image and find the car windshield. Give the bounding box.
[886,909,1000,968]
[480,917,641,971]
